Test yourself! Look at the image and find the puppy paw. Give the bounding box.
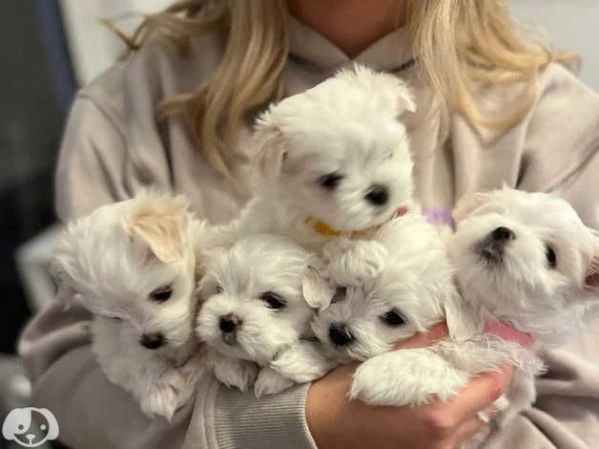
[270,340,336,383]
[254,367,295,397]
[213,358,258,392]
[140,370,188,420]
[324,240,387,286]
[349,349,469,406]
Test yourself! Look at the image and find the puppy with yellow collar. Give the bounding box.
[215,64,418,286]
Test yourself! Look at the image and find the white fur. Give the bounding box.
[312,213,463,405]
[442,187,599,442]
[195,234,335,397]
[50,194,204,420]
[216,64,417,285]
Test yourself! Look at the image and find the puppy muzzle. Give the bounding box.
[219,313,242,346]
[478,226,516,265]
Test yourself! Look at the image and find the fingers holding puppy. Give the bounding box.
[306,361,512,449]
[306,321,513,449]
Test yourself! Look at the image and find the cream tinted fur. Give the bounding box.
[195,234,335,397]
[216,64,417,286]
[50,194,205,420]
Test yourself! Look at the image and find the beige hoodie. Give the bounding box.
[19,17,599,449]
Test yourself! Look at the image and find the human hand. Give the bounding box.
[306,323,513,449]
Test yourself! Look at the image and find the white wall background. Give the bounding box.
[510,0,599,91]
[59,1,599,91]
[59,0,174,85]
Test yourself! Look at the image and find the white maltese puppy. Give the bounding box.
[50,194,205,420]
[217,64,417,286]
[311,213,466,406]
[441,187,599,428]
[196,233,335,397]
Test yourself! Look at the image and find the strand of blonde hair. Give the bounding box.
[110,0,576,185]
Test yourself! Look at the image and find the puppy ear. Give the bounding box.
[374,71,416,115]
[350,66,416,116]
[49,252,81,306]
[125,196,188,264]
[252,118,287,183]
[394,80,416,115]
[302,260,335,311]
[585,237,599,292]
[452,192,491,224]
[443,293,478,340]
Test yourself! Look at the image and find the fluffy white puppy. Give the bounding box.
[311,213,466,406]
[50,194,205,420]
[441,187,599,427]
[217,64,417,285]
[196,233,335,397]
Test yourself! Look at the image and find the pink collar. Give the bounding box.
[483,320,534,348]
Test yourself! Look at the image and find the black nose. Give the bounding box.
[364,184,389,206]
[140,332,165,350]
[329,324,355,347]
[491,226,515,242]
[219,314,242,333]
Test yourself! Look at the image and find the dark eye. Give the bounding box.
[380,308,406,327]
[318,172,344,190]
[546,245,557,269]
[150,285,173,302]
[215,284,223,294]
[260,292,286,309]
[108,316,122,321]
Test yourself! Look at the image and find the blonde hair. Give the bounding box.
[116,0,575,183]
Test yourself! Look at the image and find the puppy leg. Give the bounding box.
[324,239,388,286]
[254,341,336,397]
[495,369,535,428]
[270,340,337,383]
[212,355,259,392]
[350,348,470,406]
[92,319,188,420]
[254,367,295,397]
[173,354,206,406]
[139,363,195,420]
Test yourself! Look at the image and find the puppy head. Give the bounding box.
[196,234,332,365]
[252,64,415,231]
[50,194,198,351]
[312,217,453,362]
[449,188,599,325]
[312,271,447,363]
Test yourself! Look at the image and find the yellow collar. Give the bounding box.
[307,206,409,239]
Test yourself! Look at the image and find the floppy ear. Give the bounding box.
[354,66,416,116]
[125,196,188,264]
[252,118,287,183]
[585,236,599,292]
[443,292,478,341]
[49,250,83,307]
[452,192,491,225]
[375,72,416,115]
[301,260,335,311]
[394,80,416,115]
